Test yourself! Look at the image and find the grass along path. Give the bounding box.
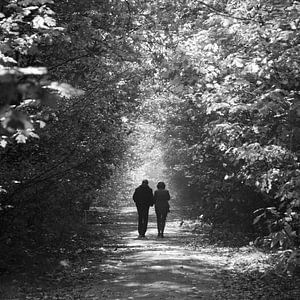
[1,203,299,299]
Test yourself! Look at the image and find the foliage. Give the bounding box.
[0,0,84,144]
[143,0,300,271]
[0,0,147,271]
[1,0,300,276]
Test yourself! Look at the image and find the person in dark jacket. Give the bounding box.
[154,182,170,238]
[133,179,154,238]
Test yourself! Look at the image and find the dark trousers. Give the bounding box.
[156,209,167,234]
[136,205,150,236]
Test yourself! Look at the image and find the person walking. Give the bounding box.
[133,179,154,238]
[154,182,170,238]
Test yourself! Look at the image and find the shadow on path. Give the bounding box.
[85,206,224,300]
[2,205,298,299]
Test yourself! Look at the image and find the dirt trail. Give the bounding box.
[2,204,298,299]
[85,205,225,300]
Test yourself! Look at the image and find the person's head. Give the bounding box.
[142,179,149,186]
[157,182,165,189]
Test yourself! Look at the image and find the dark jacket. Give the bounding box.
[154,189,170,211]
[133,184,153,207]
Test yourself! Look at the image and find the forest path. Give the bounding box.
[2,203,298,299]
[85,205,225,300]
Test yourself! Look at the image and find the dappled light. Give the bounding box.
[1,0,300,299]
[84,206,224,299]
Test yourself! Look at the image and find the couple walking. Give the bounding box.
[133,179,170,238]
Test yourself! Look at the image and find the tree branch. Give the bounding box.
[48,53,91,71]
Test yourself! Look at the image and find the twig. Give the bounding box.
[48,53,91,71]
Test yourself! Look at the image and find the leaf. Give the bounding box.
[0,67,47,76]
[270,233,281,248]
[44,15,56,27]
[36,120,46,128]
[266,207,278,215]
[28,131,40,139]
[59,259,70,267]
[245,62,260,74]
[233,57,244,68]
[32,15,46,29]
[284,223,293,236]
[47,82,85,98]
[18,67,48,75]
[23,6,39,12]
[271,231,286,248]
[15,132,28,144]
[1,110,33,132]
[0,139,7,148]
[0,186,7,193]
[290,21,297,30]
[253,213,265,225]
[253,208,265,214]
[0,53,17,64]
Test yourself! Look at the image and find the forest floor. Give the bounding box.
[1,204,299,300]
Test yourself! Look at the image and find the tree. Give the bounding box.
[145,0,300,255]
[0,0,148,270]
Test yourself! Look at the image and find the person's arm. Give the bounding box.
[133,189,137,202]
[149,189,154,206]
[166,190,170,201]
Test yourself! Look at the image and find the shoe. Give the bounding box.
[161,233,164,238]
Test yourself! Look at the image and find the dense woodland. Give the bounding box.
[0,0,299,279]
